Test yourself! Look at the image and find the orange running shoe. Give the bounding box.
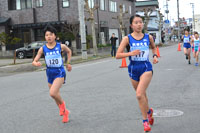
[147,108,154,125]
[59,101,66,116]
[143,121,151,132]
[62,109,69,123]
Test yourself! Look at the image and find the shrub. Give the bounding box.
[0,32,21,45]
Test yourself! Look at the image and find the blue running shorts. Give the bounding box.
[46,67,66,84]
[183,43,191,49]
[128,61,153,82]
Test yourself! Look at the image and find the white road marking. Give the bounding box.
[73,58,114,69]
[0,63,32,68]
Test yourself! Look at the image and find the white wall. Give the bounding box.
[149,31,161,45]
[194,14,200,33]
[0,26,5,33]
[136,10,161,44]
[0,50,14,57]
[148,17,159,29]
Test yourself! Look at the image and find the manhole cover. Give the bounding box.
[153,109,184,117]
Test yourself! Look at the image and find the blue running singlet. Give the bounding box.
[127,34,153,81]
[43,43,66,84]
[128,34,150,61]
[183,35,191,49]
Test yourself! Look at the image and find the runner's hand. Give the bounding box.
[66,64,72,72]
[33,61,42,67]
[153,57,158,64]
[130,50,141,56]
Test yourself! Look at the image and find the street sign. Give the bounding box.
[164,20,170,24]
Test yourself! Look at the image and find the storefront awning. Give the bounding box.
[0,17,11,25]
[12,21,67,29]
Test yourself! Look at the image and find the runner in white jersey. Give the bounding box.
[191,33,196,58]
[192,32,200,66]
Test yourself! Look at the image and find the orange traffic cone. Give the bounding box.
[120,58,128,68]
[157,46,161,58]
[177,43,181,51]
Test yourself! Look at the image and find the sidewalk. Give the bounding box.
[0,42,177,76]
[0,48,111,75]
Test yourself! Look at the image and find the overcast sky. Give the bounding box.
[136,0,200,23]
[159,0,200,21]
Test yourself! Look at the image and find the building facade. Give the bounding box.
[0,0,135,49]
[194,14,200,33]
[135,0,161,44]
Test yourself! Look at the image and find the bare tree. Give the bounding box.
[158,11,164,43]
[112,5,129,39]
[155,11,164,44]
[85,0,98,56]
[143,8,153,33]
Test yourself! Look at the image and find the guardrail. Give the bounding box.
[13,49,36,64]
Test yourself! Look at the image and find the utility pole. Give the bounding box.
[78,0,87,59]
[190,3,195,32]
[96,0,100,44]
[177,0,180,43]
[164,0,169,43]
[165,0,169,20]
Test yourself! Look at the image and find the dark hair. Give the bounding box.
[130,14,143,24]
[112,33,115,35]
[184,29,189,32]
[194,31,198,35]
[44,24,57,36]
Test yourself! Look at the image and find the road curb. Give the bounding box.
[0,54,111,74]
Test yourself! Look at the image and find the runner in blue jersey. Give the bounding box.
[182,29,192,64]
[116,15,158,132]
[191,32,200,66]
[32,24,72,123]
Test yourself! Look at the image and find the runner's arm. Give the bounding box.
[190,36,193,45]
[32,47,43,67]
[116,36,140,59]
[61,44,72,71]
[61,44,72,64]
[191,38,194,43]
[149,35,157,55]
[149,35,158,64]
[181,35,184,40]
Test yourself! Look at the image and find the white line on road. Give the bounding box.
[0,58,116,71]
[0,63,32,68]
[73,58,114,69]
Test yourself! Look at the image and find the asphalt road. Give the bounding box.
[0,44,200,133]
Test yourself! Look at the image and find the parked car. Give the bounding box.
[15,41,46,59]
